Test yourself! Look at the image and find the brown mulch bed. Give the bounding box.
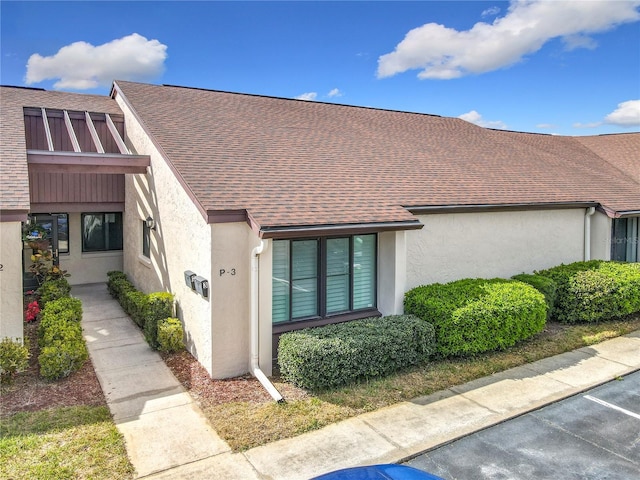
[160,350,309,406]
[1,319,301,419]
[0,321,105,417]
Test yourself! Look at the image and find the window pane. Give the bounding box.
[292,240,317,280]
[272,240,290,323]
[292,240,318,318]
[326,238,350,314]
[292,278,318,318]
[327,275,349,313]
[106,213,123,250]
[83,214,105,251]
[56,215,69,253]
[353,234,376,309]
[142,221,150,258]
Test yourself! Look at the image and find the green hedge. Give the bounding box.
[106,271,174,350]
[37,278,71,308]
[158,318,185,352]
[37,294,88,380]
[0,338,29,385]
[511,273,557,319]
[536,261,640,323]
[278,315,436,390]
[405,278,547,357]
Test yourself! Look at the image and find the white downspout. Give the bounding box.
[251,240,284,403]
[584,207,596,261]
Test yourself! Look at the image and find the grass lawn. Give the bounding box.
[201,316,640,451]
[0,405,134,480]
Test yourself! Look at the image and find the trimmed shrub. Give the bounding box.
[511,273,557,319]
[37,278,71,308]
[278,315,436,390]
[144,293,175,350]
[536,261,640,323]
[37,292,87,380]
[405,278,547,357]
[107,272,135,301]
[158,318,185,352]
[39,339,88,381]
[39,297,83,322]
[121,291,147,327]
[0,338,29,385]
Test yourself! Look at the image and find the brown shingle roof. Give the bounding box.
[0,86,124,214]
[114,81,640,229]
[574,133,640,185]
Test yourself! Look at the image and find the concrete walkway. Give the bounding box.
[75,283,640,480]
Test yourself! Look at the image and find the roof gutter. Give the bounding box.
[250,240,284,403]
[406,201,600,215]
[260,220,422,239]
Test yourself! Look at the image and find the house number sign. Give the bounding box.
[219,268,236,277]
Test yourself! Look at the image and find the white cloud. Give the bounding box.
[296,92,318,101]
[458,110,507,129]
[536,123,555,129]
[482,6,501,18]
[327,88,342,98]
[604,99,640,126]
[573,121,603,129]
[25,33,167,90]
[377,0,640,80]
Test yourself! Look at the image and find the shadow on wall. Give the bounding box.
[133,170,172,293]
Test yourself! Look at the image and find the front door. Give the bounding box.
[23,214,61,291]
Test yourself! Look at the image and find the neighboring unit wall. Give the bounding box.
[378,230,407,316]
[590,211,612,261]
[406,209,585,288]
[116,96,214,377]
[59,213,123,285]
[0,222,24,341]
[210,222,260,379]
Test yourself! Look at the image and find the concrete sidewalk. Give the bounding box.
[75,283,640,480]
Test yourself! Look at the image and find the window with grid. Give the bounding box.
[272,234,376,323]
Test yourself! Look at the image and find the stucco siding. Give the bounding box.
[406,209,586,289]
[1,222,24,340]
[210,222,260,378]
[116,95,214,377]
[590,211,612,260]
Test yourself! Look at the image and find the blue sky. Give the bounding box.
[2,1,639,135]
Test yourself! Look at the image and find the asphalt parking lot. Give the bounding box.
[405,370,640,480]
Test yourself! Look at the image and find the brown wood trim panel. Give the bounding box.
[260,221,423,239]
[0,209,29,222]
[27,150,150,174]
[30,203,124,213]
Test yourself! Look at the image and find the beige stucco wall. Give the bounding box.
[116,96,215,377]
[0,222,24,341]
[210,222,261,378]
[590,211,612,261]
[406,209,587,289]
[59,213,123,285]
[378,230,407,316]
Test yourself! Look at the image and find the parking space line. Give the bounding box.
[584,395,640,420]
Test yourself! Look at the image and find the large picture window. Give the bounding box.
[272,234,377,323]
[82,213,123,252]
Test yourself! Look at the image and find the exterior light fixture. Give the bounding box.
[145,216,156,230]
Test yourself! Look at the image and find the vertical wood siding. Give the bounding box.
[29,173,125,203]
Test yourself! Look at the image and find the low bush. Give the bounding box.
[278,315,436,390]
[144,293,175,349]
[106,271,175,350]
[0,337,30,385]
[123,291,149,328]
[158,318,185,352]
[37,292,87,380]
[511,273,557,319]
[37,278,71,308]
[405,278,547,357]
[39,339,88,381]
[536,261,640,323]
